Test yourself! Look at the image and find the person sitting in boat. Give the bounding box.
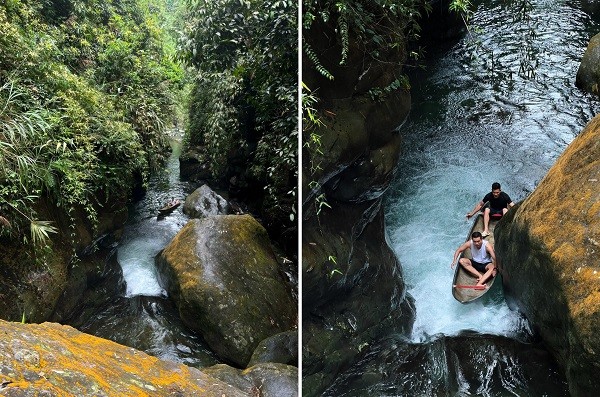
[451,231,497,286]
[466,182,514,237]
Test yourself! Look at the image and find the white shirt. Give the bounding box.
[471,240,491,263]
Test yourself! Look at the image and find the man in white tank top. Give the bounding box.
[451,231,497,286]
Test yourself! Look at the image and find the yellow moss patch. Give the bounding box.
[0,320,247,396]
[551,242,577,268]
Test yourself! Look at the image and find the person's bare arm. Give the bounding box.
[466,201,484,219]
[451,241,470,268]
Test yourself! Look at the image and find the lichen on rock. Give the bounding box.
[495,114,600,396]
[0,320,249,396]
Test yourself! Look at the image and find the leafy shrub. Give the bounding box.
[181,0,298,238]
[0,0,183,249]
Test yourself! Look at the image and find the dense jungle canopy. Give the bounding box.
[181,0,298,245]
[0,0,184,247]
[0,0,298,257]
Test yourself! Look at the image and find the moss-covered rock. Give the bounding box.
[0,319,248,396]
[156,215,297,367]
[495,114,600,396]
[576,33,600,95]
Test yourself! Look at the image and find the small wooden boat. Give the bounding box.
[158,199,180,216]
[452,210,500,303]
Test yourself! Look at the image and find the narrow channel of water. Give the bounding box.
[69,132,220,368]
[366,0,600,394]
[386,0,600,343]
[118,134,191,297]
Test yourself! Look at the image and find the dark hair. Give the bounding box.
[472,231,482,239]
[492,182,501,190]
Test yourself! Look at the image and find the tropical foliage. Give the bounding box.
[181,0,298,241]
[303,0,431,81]
[0,0,183,248]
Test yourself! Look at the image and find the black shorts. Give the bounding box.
[490,208,503,216]
[470,259,491,273]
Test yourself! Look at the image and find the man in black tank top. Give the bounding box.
[466,182,515,237]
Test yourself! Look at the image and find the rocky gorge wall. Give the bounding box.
[495,114,600,396]
[0,186,298,396]
[0,195,129,324]
[302,11,417,396]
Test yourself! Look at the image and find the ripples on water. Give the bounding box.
[387,0,600,344]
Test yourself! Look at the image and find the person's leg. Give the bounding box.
[483,207,490,235]
[477,263,496,286]
[459,258,483,279]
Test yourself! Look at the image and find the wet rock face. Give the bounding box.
[183,184,230,218]
[576,33,600,95]
[302,10,414,396]
[248,330,298,367]
[0,198,128,323]
[204,362,298,397]
[156,214,297,367]
[302,200,415,396]
[495,115,600,396]
[323,333,568,396]
[0,320,248,396]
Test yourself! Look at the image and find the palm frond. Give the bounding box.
[30,220,58,246]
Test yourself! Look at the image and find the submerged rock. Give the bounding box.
[156,214,297,367]
[495,114,600,396]
[0,320,248,396]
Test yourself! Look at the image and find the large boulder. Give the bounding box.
[156,214,296,367]
[0,320,248,396]
[576,33,600,95]
[495,115,600,396]
[183,184,230,218]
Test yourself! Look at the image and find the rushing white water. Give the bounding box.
[70,132,218,368]
[385,0,600,343]
[118,133,191,297]
[118,226,179,297]
[385,147,530,341]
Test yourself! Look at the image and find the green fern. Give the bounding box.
[30,220,58,246]
[338,15,349,66]
[303,39,334,81]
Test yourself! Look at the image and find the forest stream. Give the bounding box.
[323,0,600,395]
[65,132,221,368]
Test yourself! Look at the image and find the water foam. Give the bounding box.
[386,144,525,342]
